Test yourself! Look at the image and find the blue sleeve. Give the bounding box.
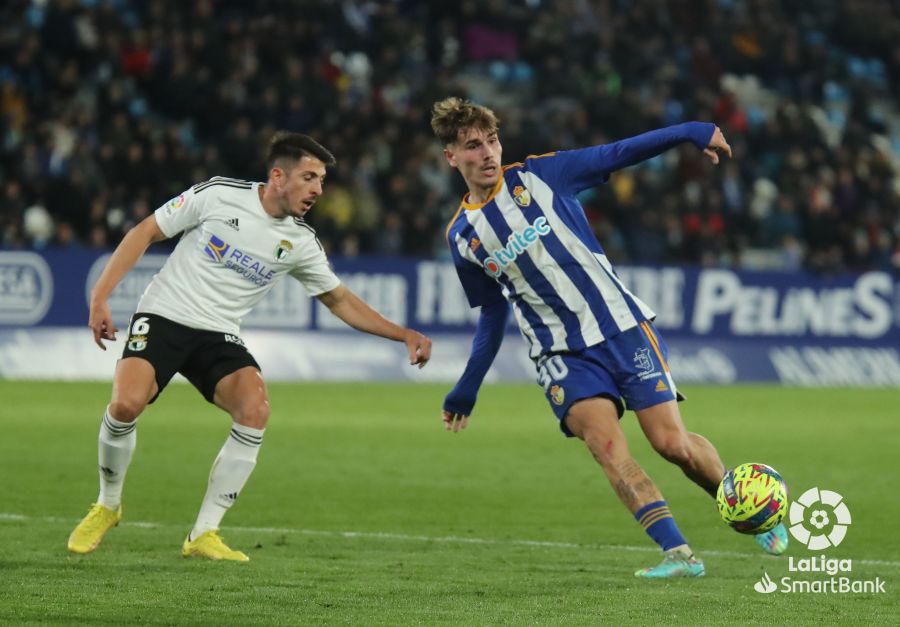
[526,122,716,195]
[443,299,510,416]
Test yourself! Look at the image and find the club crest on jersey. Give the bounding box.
[482,216,551,277]
[550,384,565,405]
[274,240,293,261]
[512,185,531,207]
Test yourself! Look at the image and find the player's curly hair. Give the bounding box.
[430,97,499,146]
[267,131,336,172]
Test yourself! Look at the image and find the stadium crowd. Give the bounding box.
[1,0,898,272]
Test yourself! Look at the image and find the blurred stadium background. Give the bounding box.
[1,0,897,384]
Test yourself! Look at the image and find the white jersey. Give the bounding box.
[137,177,341,334]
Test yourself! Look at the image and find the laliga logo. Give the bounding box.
[788,487,851,550]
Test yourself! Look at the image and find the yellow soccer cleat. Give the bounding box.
[68,503,123,554]
[182,530,249,562]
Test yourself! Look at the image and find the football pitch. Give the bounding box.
[1,381,896,625]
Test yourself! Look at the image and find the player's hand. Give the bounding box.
[703,126,732,165]
[88,301,118,350]
[404,329,432,368]
[442,410,469,433]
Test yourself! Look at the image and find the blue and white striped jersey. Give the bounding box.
[446,123,714,359]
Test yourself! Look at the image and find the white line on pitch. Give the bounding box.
[2,512,898,568]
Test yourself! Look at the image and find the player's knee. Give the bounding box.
[234,402,270,429]
[583,430,628,468]
[108,399,144,423]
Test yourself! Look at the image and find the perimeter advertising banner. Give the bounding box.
[1,250,897,385]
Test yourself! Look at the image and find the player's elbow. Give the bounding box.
[316,285,348,310]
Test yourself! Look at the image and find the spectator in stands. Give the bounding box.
[0,0,897,272]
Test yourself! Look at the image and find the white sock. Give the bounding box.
[190,423,264,540]
[97,406,137,510]
[666,544,694,558]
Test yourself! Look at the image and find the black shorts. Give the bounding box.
[121,312,260,404]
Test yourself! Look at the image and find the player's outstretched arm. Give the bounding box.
[316,285,432,368]
[541,122,729,194]
[89,215,168,350]
[442,299,509,433]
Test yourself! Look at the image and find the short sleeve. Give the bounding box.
[153,186,208,237]
[289,246,342,296]
[455,260,504,308]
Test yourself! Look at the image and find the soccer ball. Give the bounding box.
[716,463,788,534]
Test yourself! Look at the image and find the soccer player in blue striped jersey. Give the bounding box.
[431,97,788,578]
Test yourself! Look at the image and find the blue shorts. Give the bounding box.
[534,321,684,437]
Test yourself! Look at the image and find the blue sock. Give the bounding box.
[634,500,688,552]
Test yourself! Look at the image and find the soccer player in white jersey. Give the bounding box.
[431,98,788,578]
[68,132,432,561]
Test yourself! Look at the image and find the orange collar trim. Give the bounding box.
[444,203,465,242]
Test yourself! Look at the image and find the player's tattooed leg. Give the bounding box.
[611,458,663,513]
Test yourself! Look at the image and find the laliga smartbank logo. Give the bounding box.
[788,487,851,549]
[753,487,886,595]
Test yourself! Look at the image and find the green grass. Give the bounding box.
[0,382,896,625]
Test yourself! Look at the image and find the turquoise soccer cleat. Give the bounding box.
[634,551,705,579]
[755,521,789,555]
